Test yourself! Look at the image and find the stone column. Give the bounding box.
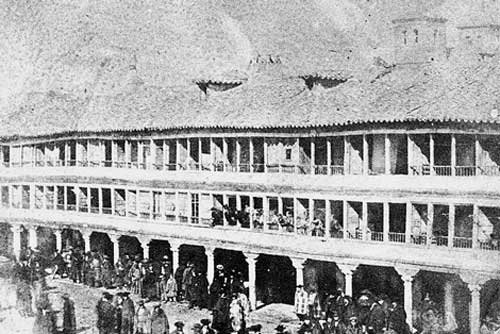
[54,229,63,252]
[137,236,150,260]
[108,233,120,264]
[461,272,490,334]
[170,241,182,275]
[291,257,306,286]
[205,246,215,284]
[444,279,455,320]
[245,252,259,311]
[383,202,390,242]
[395,266,420,330]
[82,230,92,253]
[28,225,38,250]
[337,263,358,297]
[11,224,22,260]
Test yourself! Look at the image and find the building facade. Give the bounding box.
[1,2,500,334]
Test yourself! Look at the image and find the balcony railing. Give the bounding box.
[388,232,406,243]
[453,236,473,249]
[455,166,476,177]
[432,235,449,246]
[433,166,452,176]
[370,231,384,242]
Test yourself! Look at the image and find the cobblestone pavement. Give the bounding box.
[1,277,300,334]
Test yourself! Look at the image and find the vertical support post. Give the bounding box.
[54,229,63,252]
[263,196,269,231]
[363,134,369,175]
[427,203,434,246]
[278,196,283,215]
[209,138,215,171]
[198,138,203,171]
[337,264,357,296]
[175,139,180,170]
[475,135,481,175]
[405,202,412,243]
[87,187,91,214]
[291,258,305,286]
[109,234,120,264]
[362,201,368,240]
[327,138,332,175]
[383,202,390,242]
[175,191,180,223]
[309,198,314,223]
[28,225,38,249]
[429,134,435,175]
[98,187,103,215]
[407,134,413,175]
[451,134,456,176]
[170,242,180,276]
[82,231,91,253]
[468,283,482,334]
[325,200,332,237]
[222,138,228,171]
[75,186,80,211]
[149,190,154,220]
[472,204,479,249]
[293,197,298,234]
[263,138,268,173]
[186,138,191,170]
[245,253,258,311]
[205,247,215,284]
[448,204,455,248]
[236,139,241,172]
[385,134,391,175]
[310,137,315,175]
[111,187,115,216]
[343,200,349,239]
[63,185,68,211]
[11,224,22,260]
[249,138,254,173]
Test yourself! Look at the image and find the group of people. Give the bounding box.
[211,205,345,238]
[294,287,411,334]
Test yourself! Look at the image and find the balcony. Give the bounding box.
[1,207,498,274]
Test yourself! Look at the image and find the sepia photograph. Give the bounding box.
[0,1,499,333]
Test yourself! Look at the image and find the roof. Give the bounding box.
[1,0,500,139]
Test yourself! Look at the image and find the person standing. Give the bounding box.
[367,297,386,334]
[295,285,309,321]
[172,321,185,334]
[213,292,231,334]
[135,300,150,334]
[61,293,76,334]
[120,292,135,334]
[96,292,116,334]
[150,302,169,334]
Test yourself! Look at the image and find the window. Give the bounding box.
[285,148,292,161]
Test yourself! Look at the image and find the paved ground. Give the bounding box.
[0,277,300,333]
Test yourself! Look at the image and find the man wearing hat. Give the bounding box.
[294,285,308,321]
[346,316,362,334]
[172,321,185,334]
[135,299,150,334]
[96,292,116,334]
[150,302,169,334]
[120,292,135,334]
[61,293,76,334]
[367,296,386,334]
[328,311,347,334]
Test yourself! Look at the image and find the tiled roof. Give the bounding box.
[1,0,500,139]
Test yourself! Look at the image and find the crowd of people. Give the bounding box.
[211,205,343,238]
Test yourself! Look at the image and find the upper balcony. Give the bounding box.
[1,131,500,179]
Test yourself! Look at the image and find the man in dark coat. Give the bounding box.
[120,292,135,334]
[150,303,169,334]
[212,292,231,334]
[70,248,83,283]
[96,292,116,334]
[367,298,386,334]
[387,302,408,334]
[61,293,76,334]
[174,264,186,301]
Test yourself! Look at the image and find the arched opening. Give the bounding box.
[256,254,295,305]
[213,248,248,281]
[90,232,113,259]
[61,228,84,251]
[179,245,207,274]
[0,223,13,257]
[353,265,403,301]
[148,239,172,263]
[37,226,56,263]
[304,259,342,298]
[119,235,143,260]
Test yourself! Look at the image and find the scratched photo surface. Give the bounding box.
[0,1,499,334]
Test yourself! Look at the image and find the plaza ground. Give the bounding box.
[0,277,300,334]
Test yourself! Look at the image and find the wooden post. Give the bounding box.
[325,200,332,237]
[249,138,254,173]
[429,134,435,176]
[236,139,241,172]
[385,134,391,175]
[383,202,390,242]
[222,138,228,171]
[310,138,315,175]
[363,134,369,175]
[451,134,456,176]
[98,187,103,215]
[210,138,216,171]
[327,138,332,175]
[362,201,368,240]
[111,187,115,215]
[407,134,413,175]
[448,204,455,248]
[427,203,434,246]
[263,138,268,173]
[475,135,481,176]
[344,136,349,175]
[87,187,91,214]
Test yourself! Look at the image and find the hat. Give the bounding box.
[175,321,185,328]
[162,255,169,260]
[200,319,211,326]
[216,264,224,270]
[61,293,70,299]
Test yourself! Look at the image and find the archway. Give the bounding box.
[179,245,206,273]
[256,254,295,305]
[148,239,172,262]
[90,232,113,259]
[119,235,143,260]
[214,248,248,281]
[61,228,84,251]
[0,223,13,257]
[353,265,403,301]
[304,259,342,298]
